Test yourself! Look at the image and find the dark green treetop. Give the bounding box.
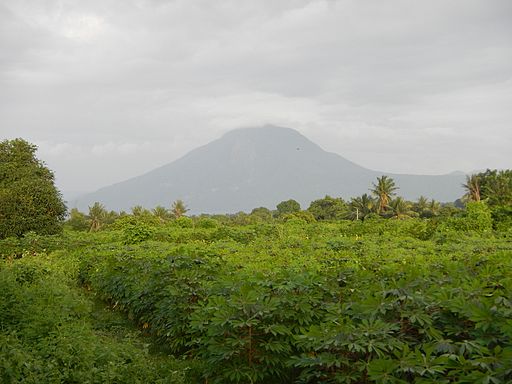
[307,195,347,220]
[0,138,67,238]
[276,199,301,216]
[477,169,512,206]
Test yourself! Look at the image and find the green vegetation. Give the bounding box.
[276,199,301,216]
[2,196,511,383]
[371,175,398,214]
[1,142,511,382]
[0,139,66,239]
[0,250,188,383]
[171,200,189,219]
[308,196,347,220]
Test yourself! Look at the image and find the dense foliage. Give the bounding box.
[1,203,511,383]
[0,248,188,383]
[1,153,511,383]
[0,139,66,239]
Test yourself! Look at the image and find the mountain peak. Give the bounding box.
[75,126,465,213]
[221,125,314,144]
[222,124,303,137]
[215,125,322,157]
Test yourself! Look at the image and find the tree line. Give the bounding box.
[1,138,510,239]
[66,170,511,233]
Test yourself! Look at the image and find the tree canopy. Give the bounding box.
[477,169,512,206]
[0,138,66,238]
[276,199,301,216]
[348,193,376,220]
[307,195,347,220]
[370,175,398,214]
[462,174,481,202]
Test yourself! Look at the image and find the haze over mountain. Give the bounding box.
[73,126,466,214]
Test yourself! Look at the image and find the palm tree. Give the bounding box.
[88,202,107,232]
[428,199,441,217]
[349,193,376,220]
[388,197,414,219]
[152,205,169,222]
[413,196,439,218]
[370,176,399,214]
[171,199,189,218]
[131,205,151,216]
[462,174,481,202]
[413,196,429,214]
[479,169,512,206]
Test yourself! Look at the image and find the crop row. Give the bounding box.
[78,233,512,383]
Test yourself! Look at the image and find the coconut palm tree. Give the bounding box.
[388,197,415,219]
[413,196,429,214]
[349,193,376,220]
[131,205,151,216]
[171,199,189,218]
[428,199,441,216]
[88,202,107,232]
[152,205,170,222]
[370,176,399,214]
[462,174,481,202]
[413,196,440,218]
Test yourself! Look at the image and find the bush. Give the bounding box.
[282,211,316,223]
[173,217,194,229]
[195,217,220,229]
[0,255,188,384]
[491,205,512,232]
[109,216,157,244]
[465,201,493,232]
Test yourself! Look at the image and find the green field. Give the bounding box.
[2,212,511,383]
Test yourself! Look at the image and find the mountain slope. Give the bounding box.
[74,126,465,213]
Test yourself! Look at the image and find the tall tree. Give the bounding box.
[462,174,481,202]
[0,139,66,238]
[388,197,415,219]
[348,194,376,220]
[307,196,347,220]
[413,196,440,218]
[131,205,151,217]
[276,199,301,216]
[250,207,273,221]
[152,205,170,222]
[416,199,442,218]
[370,176,399,214]
[413,196,429,214]
[67,208,89,231]
[478,169,512,206]
[88,202,107,232]
[428,199,441,216]
[171,199,189,218]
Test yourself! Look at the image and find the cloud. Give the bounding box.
[1,0,511,193]
[91,141,152,156]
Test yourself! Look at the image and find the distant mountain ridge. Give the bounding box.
[74,125,466,213]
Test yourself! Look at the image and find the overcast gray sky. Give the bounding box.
[1,0,511,196]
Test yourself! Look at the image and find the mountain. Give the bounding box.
[73,125,466,213]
